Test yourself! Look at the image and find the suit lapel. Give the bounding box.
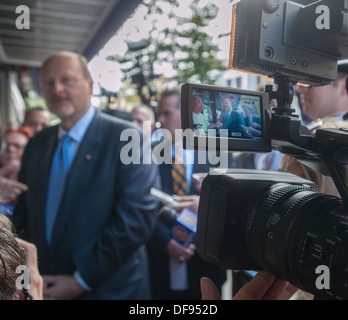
[159,163,173,195]
[29,126,59,255]
[50,113,101,247]
[34,126,59,243]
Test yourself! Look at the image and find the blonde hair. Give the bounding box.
[0,214,26,300]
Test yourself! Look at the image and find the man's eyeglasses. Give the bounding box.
[5,143,26,150]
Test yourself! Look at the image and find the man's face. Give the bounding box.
[24,110,50,134]
[132,107,153,138]
[157,94,181,140]
[221,98,232,114]
[40,55,92,123]
[297,80,342,120]
[2,132,29,164]
[132,108,151,128]
[192,97,203,114]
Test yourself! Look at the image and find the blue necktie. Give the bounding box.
[45,133,72,245]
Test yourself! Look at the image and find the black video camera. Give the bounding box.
[180,0,348,299]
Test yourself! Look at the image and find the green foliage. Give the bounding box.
[23,90,58,123]
[24,90,47,109]
[111,0,227,85]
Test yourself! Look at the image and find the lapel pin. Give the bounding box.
[86,154,92,160]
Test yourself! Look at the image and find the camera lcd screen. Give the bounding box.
[181,83,271,152]
[192,88,263,140]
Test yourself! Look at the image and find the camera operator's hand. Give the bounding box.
[201,271,298,300]
[166,239,195,264]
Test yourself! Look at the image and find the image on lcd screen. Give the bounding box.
[192,88,262,140]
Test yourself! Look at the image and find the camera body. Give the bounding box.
[196,170,348,299]
[180,0,348,299]
[195,169,319,270]
[181,82,348,299]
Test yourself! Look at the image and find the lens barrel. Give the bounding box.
[246,182,348,299]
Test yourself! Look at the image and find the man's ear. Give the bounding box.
[338,76,348,96]
[88,77,93,94]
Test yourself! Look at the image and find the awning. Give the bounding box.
[0,0,143,66]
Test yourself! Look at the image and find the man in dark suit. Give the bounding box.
[13,51,160,300]
[226,105,246,138]
[147,89,227,300]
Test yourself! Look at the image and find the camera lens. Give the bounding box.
[247,183,320,272]
[245,182,346,297]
